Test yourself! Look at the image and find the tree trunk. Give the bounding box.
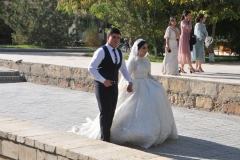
[129,37,134,48]
[207,22,216,54]
[96,18,99,37]
[154,33,157,58]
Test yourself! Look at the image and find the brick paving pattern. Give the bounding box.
[1,82,240,160]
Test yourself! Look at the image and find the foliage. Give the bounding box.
[213,19,240,53]
[0,19,13,44]
[168,0,240,24]
[83,22,103,47]
[57,0,184,56]
[147,35,165,56]
[1,0,78,46]
[0,1,13,44]
[1,0,240,55]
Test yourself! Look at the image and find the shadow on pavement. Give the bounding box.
[178,72,240,81]
[124,135,240,160]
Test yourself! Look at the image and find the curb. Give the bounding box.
[0,115,171,160]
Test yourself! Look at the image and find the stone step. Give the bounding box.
[0,71,20,76]
[0,76,25,83]
[0,67,26,83]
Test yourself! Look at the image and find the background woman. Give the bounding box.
[178,10,196,73]
[191,14,208,72]
[162,16,180,75]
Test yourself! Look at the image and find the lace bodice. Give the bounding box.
[127,57,155,79]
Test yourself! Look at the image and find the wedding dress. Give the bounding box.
[71,39,178,148]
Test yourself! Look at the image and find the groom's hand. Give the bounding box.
[103,80,113,87]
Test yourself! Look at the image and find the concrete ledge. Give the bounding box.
[1,59,240,116]
[0,115,170,160]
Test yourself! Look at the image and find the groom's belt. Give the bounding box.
[111,81,118,85]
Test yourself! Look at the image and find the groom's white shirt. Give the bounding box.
[88,43,132,84]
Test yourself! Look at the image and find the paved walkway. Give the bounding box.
[1,51,240,159]
[0,51,240,84]
[1,82,240,160]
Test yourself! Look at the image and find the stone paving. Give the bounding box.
[1,82,240,160]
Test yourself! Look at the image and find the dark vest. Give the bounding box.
[98,45,122,82]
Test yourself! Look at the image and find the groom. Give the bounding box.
[88,28,133,142]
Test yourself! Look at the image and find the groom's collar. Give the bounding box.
[106,43,116,51]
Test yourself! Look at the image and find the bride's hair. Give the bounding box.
[137,40,146,50]
[128,39,146,61]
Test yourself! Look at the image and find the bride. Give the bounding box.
[71,39,178,149]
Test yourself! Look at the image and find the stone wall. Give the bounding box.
[0,59,94,92]
[1,59,240,115]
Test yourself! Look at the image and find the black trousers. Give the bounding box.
[94,80,118,142]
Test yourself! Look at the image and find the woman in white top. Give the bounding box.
[162,16,180,75]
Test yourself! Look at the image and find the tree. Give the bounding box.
[0,1,13,44]
[57,0,240,55]
[57,0,176,56]
[213,19,240,56]
[2,0,78,45]
[0,19,13,44]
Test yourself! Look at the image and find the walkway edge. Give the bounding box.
[0,115,170,160]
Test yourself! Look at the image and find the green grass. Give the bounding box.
[0,45,96,50]
[0,45,45,49]
[205,55,240,62]
[147,54,164,63]
[84,53,94,57]
[66,46,97,50]
[123,54,164,62]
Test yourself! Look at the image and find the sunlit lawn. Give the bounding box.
[0,45,45,49]
[205,55,240,62]
[0,45,96,50]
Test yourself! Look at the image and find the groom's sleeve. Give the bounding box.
[88,48,106,83]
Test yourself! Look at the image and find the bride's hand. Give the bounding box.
[127,85,133,92]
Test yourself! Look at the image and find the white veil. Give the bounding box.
[117,39,146,107]
[126,39,146,68]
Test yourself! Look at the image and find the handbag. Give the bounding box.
[189,28,196,51]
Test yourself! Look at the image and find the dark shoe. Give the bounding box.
[179,67,187,73]
[189,67,196,73]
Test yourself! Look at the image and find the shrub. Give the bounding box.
[83,22,102,47]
